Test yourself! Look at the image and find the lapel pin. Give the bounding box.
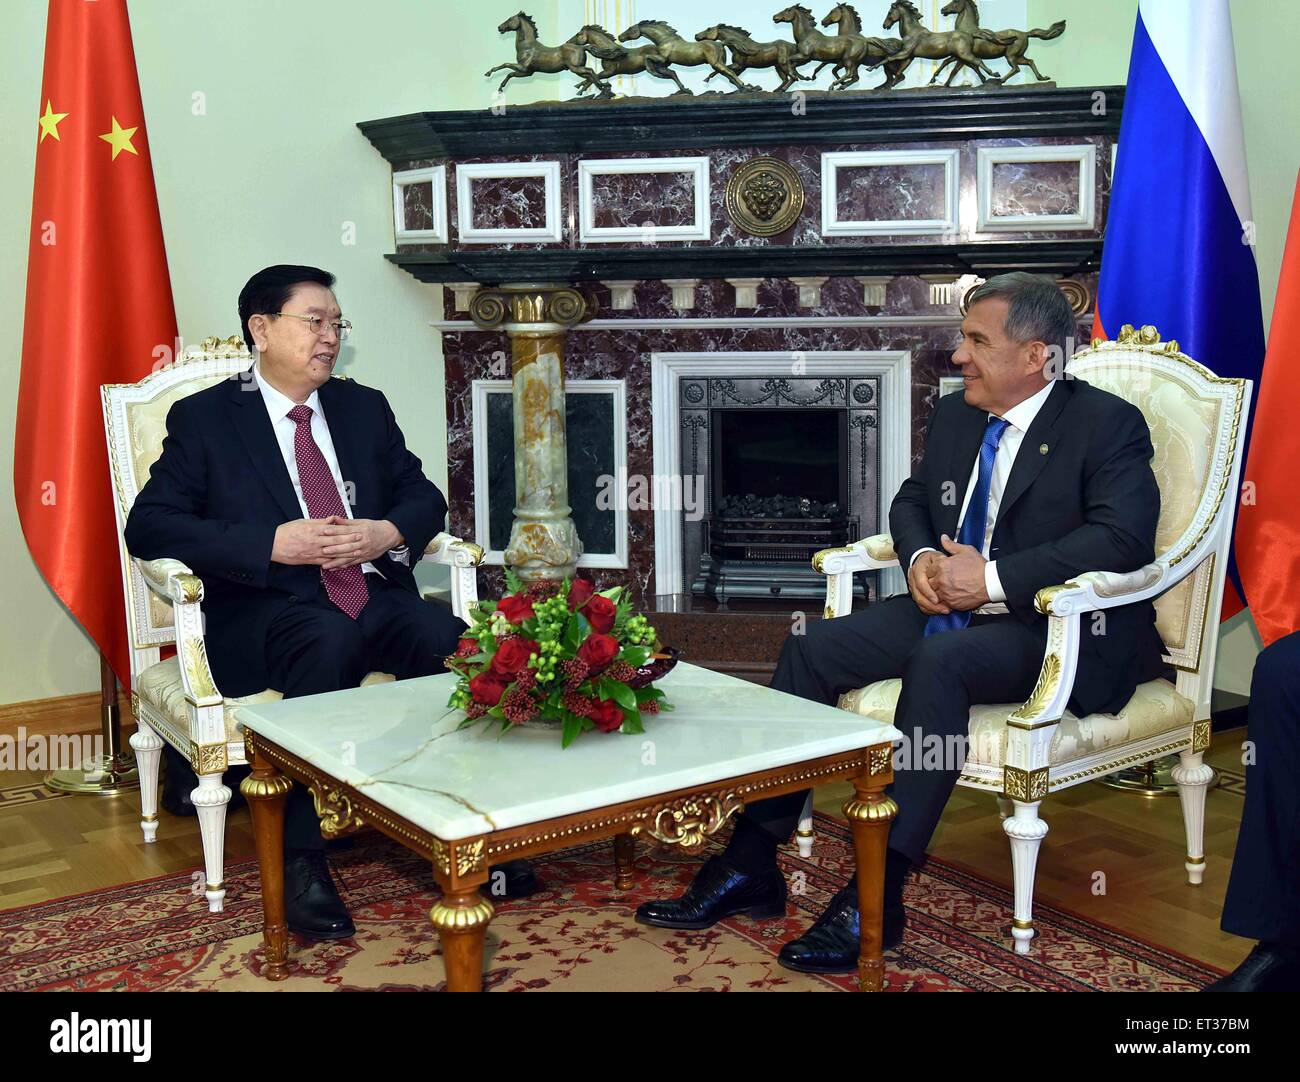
[1039,443,1049,455]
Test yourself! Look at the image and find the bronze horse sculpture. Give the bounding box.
[812,3,908,91]
[619,20,760,93]
[485,12,615,97]
[696,23,813,93]
[570,24,691,96]
[931,0,1064,85]
[868,0,1001,89]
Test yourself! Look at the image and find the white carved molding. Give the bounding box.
[471,379,628,570]
[821,149,960,237]
[976,144,1097,232]
[855,276,891,306]
[663,278,700,310]
[447,282,478,313]
[601,280,639,310]
[789,276,829,308]
[392,165,448,244]
[650,351,912,599]
[726,277,764,309]
[921,274,958,306]
[578,156,711,243]
[455,160,563,244]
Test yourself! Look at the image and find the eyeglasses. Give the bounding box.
[273,312,352,341]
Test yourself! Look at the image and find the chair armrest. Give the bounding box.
[816,534,900,620]
[813,533,900,575]
[421,532,485,568]
[132,556,223,710]
[419,532,482,623]
[1034,562,1168,617]
[136,556,204,605]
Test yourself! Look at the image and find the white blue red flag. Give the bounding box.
[1096,0,1264,615]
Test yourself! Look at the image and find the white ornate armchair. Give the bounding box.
[103,337,483,913]
[808,325,1250,953]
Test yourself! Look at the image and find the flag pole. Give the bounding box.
[45,650,139,795]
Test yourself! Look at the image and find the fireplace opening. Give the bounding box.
[693,408,866,601]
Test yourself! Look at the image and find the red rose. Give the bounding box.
[491,636,538,677]
[496,593,534,625]
[590,698,624,733]
[577,633,619,674]
[469,671,509,706]
[454,637,479,658]
[584,594,617,634]
[568,577,596,611]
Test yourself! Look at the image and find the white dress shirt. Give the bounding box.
[253,362,392,576]
[911,379,1057,614]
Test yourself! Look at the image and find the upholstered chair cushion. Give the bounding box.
[837,677,1193,766]
[135,657,396,742]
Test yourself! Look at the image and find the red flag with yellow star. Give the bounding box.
[15,0,178,691]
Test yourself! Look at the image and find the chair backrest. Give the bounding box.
[102,337,252,679]
[1066,325,1250,710]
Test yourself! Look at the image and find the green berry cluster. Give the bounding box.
[624,614,656,646]
[531,593,570,640]
[448,683,471,708]
[530,638,564,684]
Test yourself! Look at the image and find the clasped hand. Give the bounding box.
[907,534,990,616]
[271,516,402,569]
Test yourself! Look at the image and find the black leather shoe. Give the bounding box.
[284,850,356,941]
[777,883,905,974]
[1203,943,1300,991]
[635,855,787,930]
[480,859,543,899]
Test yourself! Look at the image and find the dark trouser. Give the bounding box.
[1221,630,1300,946]
[168,573,466,851]
[733,593,1045,867]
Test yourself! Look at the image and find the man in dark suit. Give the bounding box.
[125,265,473,940]
[636,272,1167,972]
[1205,631,1300,991]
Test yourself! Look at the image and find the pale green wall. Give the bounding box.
[2,0,1292,702]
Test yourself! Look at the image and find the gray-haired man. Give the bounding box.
[636,273,1168,972]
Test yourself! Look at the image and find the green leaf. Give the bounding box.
[561,712,582,749]
[620,645,651,668]
[619,706,644,734]
[504,568,525,593]
[601,680,637,710]
[468,605,490,626]
[635,685,665,703]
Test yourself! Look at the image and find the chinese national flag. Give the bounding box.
[1236,169,1300,647]
[15,0,177,691]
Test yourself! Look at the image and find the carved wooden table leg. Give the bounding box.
[241,742,293,982]
[430,889,494,992]
[614,832,635,890]
[844,746,898,993]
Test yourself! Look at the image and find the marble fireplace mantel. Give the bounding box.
[359,85,1117,603]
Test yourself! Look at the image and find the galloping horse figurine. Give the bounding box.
[931,0,1065,85]
[871,0,1001,89]
[619,20,761,92]
[485,12,615,97]
[696,24,812,94]
[773,4,869,92]
[815,3,908,91]
[570,25,691,96]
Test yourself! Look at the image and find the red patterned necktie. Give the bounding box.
[286,404,368,619]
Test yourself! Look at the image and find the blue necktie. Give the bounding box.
[923,416,1011,636]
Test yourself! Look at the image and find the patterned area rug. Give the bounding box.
[0,813,1220,992]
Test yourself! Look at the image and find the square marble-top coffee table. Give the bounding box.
[235,661,902,991]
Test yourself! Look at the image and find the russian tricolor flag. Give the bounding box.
[1096,0,1264,616]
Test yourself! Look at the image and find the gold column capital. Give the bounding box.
[469,283,596,332]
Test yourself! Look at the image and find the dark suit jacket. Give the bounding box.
[124,368,447,697]
[889,377,1166,716]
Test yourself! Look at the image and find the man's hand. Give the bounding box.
[271,519,364,566]
[908,550,950,616]
[931,534,990,611]
[319,516,403,569]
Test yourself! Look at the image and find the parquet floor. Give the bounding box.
[0,704,1253,976]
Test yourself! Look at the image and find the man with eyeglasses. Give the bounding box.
[126,265,539,940]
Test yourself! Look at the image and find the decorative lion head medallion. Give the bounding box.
[725,156,804,237]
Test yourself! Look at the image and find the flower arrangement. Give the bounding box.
[446,571,673,747]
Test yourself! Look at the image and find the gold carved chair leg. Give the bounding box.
[241,745,294,982]
[844,744,898,993]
